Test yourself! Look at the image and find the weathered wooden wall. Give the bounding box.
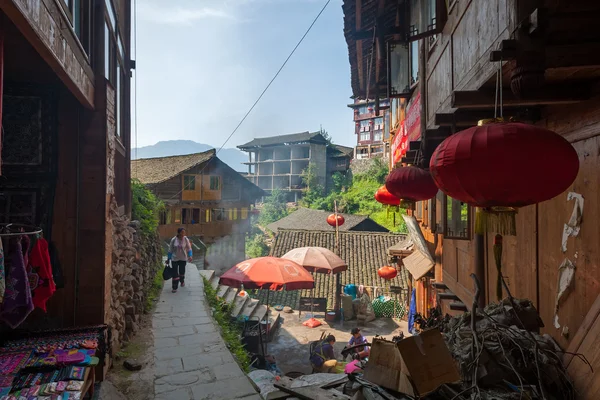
[425,0,516,129]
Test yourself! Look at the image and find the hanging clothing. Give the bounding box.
[48,241,65,288]
[0,240,4,304]
[27,237,56,312]
[407,288,417,335]
[0,236,34,328]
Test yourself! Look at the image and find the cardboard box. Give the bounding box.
[363,329,461,396]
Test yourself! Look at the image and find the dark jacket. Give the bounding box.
[310,341,335,367]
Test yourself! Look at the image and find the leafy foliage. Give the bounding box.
[203,277,251,372]
[245,218,270,258]
[131,179,164,237]
[258,189,290,226]
[301,158,407,233]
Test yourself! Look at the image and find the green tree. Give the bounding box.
[131,179,164,237]
[300,162,325,208]
[258,189,289,226]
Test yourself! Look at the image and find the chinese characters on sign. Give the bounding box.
[391,93,421,165]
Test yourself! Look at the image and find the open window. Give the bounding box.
[444,196,471,239]
[406,0,447,42]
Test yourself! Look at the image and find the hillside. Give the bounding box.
[131,140,247,172]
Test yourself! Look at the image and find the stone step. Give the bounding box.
[240,298,260,319]
[250,304,268,322]
[231,294,250,318]
[210,276,220,291]
[217,285,230,299]
[198,269,215,282]
[224,287,238,305]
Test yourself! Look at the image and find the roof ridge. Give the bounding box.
[131,148,216,162]
[276,228,406,236]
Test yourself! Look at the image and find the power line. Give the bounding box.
[133,0,138,177]
[164,0,332,200]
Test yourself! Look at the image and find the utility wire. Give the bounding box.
[164,0,332,201]
[133,0,138,177]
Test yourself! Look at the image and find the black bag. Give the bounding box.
[162,263,173,280]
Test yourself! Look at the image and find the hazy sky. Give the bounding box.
[134,0,355,149]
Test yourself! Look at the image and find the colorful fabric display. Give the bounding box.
[0,237,34,328]
[27,238,56,312]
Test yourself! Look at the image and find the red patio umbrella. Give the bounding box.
[219,257,315,290]
[219,257,314,354]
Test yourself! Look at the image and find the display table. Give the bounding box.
[0,325,106,399]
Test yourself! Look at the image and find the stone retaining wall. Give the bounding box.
[108,199,162,355]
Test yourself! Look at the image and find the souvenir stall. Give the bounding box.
[0,224,107,399]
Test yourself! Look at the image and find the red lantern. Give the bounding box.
[430,121,579,234]
[385,167,438,207]
[378,266,397,280]
[327,214,345,227]
[374,185,401,206]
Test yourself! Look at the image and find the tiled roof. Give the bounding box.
[255,229,410,309]
[329,144,354,157]
[238,132,326,149]
[266,208,388,234]
[131,150,215,185]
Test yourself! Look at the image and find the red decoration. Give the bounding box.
[368,106,373,111]
[429,122,579,208]
[374,186,401,206]
[385,167,438,202]
[327,214,345,227]
[377,266,397,280]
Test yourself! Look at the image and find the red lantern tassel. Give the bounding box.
[493,234,503,301]
[475,207,517,236]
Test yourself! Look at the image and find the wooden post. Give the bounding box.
[334,201,341,318]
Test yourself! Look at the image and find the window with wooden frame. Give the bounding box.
[213,208,226,221]
[406,0,447,42]
[192,208,200,224]
[182,208,192,224]
[209,176,221,191]
[59,0,92,55]
[183,175,196,191]
[104,0,127,141]
[174,208,182,224]
[444,196,470,239]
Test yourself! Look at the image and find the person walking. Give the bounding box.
[167,227,193,293]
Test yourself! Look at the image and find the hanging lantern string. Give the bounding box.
[494,43,504,119]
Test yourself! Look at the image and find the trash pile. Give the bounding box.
[431,297,578,400]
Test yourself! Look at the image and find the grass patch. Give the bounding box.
[202,277,251,372]
[145,263,164,313]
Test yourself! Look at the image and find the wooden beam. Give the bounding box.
[424,128,452,140]
[546,43,600,68]
[452,87,588,109]
[435,108,542,127]
[438,292,460,301]
[431,282,448,290]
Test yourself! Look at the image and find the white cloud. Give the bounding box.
[138,4,234,25]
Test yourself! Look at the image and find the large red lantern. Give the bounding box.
[327,214,345,227]
[430,121,579,235]
[374,185,401,206]
[385,166,438,209]
[378,266,397,280]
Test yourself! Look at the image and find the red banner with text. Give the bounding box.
[405,93,421,143]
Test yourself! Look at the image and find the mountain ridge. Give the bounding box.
[131,140,247,172]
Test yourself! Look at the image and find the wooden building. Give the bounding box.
[0,0,132,331]
[343,1,600,394]
[132,150,264,272]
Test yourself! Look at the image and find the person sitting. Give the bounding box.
[348,328,370,360]
[310,335,338,373]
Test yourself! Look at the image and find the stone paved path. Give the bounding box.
[153,265,261,400]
